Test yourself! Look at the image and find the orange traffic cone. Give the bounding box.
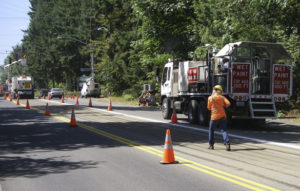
[25,99,30,109]
[45,103,50,116]
[65,95,68,99]
[171,105,178,123]
[108,98,112,111]
[4,94,7,100]
[9,95,13,102]
[69,108,77,127]
[88,97,92,107]
[43,95,46,99]
[75,96,79,105]
[48,95,51,100]
[16,96,20,105]
[61,96,65,103]
[160,129,176,164]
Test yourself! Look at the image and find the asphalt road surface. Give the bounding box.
[0,97,300,191]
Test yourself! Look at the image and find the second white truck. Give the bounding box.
[11,76,35,99]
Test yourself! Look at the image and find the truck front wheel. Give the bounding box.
[188,100,198,124]
[162,98,172,119]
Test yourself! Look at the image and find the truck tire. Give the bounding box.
[188,100,198,124]
[198,101,209,126]
[162,98,172,119]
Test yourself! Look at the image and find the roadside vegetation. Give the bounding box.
[1,0,299,117]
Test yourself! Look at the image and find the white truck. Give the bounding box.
[80,77,101,98]
[11,76,35,99]
[160,42,293,125]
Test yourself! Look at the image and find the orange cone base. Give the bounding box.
[70,119,77,127]
[160,149,176,164]
[171,115,177,123]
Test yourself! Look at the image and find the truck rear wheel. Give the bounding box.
[188,100,198,124]
[198,101,209,126]
[162,98,172,119]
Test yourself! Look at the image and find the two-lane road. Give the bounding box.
[1,97,300,191]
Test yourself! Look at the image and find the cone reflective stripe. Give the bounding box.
[45,103,50,116]
[88,97,92,107]
[108,98,112,111]
[69,108,77,127]
[61,96,65,103]
[171,105,178,123]
[25,99,30,109]
[75,96,79,105]
[160,129,175,164]
[16,96,20,105]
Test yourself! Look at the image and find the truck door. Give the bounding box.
[161,65,172,97]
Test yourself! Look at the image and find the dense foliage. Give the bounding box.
[2,0,300,104]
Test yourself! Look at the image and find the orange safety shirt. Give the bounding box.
[207,94,231,120]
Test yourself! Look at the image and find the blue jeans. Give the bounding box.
[209,117,230,145]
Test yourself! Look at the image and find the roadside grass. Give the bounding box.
[277,108,300,125]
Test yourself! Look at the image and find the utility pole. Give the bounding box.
[90,16,94,79]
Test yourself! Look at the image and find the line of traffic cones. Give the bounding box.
[171,105,178,123]
[108,98,112,111]
[70,108,77,127]
[160,129,176,164]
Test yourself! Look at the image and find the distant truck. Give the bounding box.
[11,76,35,99]
[80,77,101,98]
[159,42,293,125]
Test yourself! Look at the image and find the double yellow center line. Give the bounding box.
[18,101,280,191]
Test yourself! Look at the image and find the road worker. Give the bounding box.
[207,85,231,151]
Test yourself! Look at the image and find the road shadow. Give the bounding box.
[0,156,98,179]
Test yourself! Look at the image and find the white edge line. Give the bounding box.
[39,99,300,150]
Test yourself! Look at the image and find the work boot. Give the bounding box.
[225,143,231,151]
[208,144,214,150]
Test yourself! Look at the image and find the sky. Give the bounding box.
[0,0,31,66]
